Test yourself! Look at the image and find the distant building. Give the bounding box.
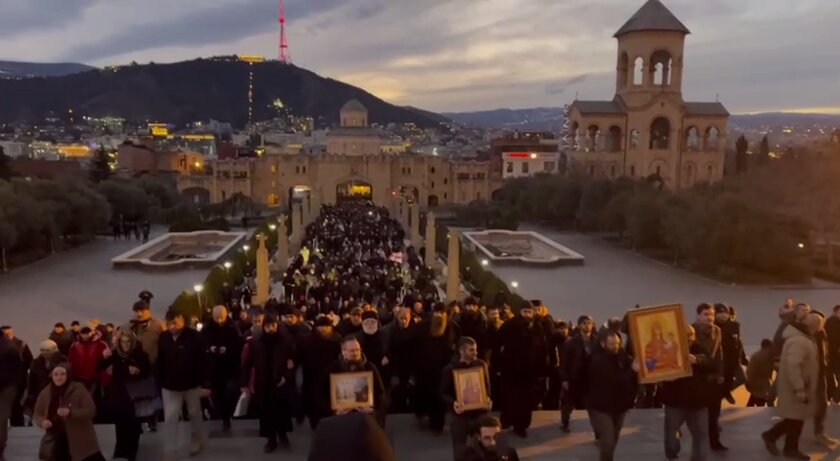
[117,141,204,175]
[10,158,83,179]
[502,151,560,178]
[0,141,28,158]
[566,0,728,188]
[177,101,502,208]
[490,131,559,177]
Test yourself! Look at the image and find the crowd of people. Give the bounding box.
[0,202,839,461]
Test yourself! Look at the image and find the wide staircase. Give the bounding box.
[6,408,840,460]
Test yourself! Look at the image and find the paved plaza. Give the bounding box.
[4,409,840,460]
[490,226,840,351]
[0,229,209,347]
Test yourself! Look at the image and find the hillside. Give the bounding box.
[0,58,441,128]
[0,60,96,79]
[444,107,565,130]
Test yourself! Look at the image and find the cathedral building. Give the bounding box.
[566,0,728,188]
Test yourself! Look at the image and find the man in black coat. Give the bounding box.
[280,304,312,424]
[485,306,505,410]
[714,304,743,405]
[49,323,75,356]
[156,312,210,459]
[585,329,638,461]
[414,302,459,433]
[241,314,296,452]
[694,303,726,452]
[441,337,492,460]
[456,415,520,461]
[826,305,840,403]
[319,336,387,428]
[382,306,417,413]
[660,324,714,461]
[301,317,342,429]
[498,304,548,438]
[0,335,23,460]
[0,326,32,427]
[458,297,489,360]
[202,305,243,432]
[355,311,391,384]
[560,315,596,432]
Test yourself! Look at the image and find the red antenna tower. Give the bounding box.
[278,0,290,63]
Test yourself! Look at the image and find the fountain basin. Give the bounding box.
[463,230,584,266]
[111,231,248,268]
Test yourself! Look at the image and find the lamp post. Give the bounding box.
[194,283,204,313]
[481,258,489,267]
[510,281,519,294]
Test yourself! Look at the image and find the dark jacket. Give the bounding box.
[498,316,549,381]
[585,346,637,414]
[772,311,795,359]
[319,355,386,426]
[156,327,208,391]
[660,342,715,409]
[202,320,243,383]
[561,331,595,387]
[50,330,76,356]
[745,347,775,399]
[456,438,520,461]
[827,315,840,365]
[24,352,67,412]
[243,330,296,408]
[0,337,24,389]
[383,320,417,382]
[100,347,151,418]
[336,318,362,337]
[307,413,395,461]
[692,322,723,381]
[354,330,390,379]
[717,319,743,376]
[441,358,490,418]
[458,311,489,359]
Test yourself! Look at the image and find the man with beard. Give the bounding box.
[323,336,387,427]
[122,301,165,365]
[415,302,459,434]
[355,311,390,384]
[456,415,520,461]
[531,300,558,410]
[0,326,32,427]
[498,304,548,438]
[202,305,242,432]
[693,303,726,452]
[383,306,417,413]
[560,315,596,433]
[280,304,312,424]
[714,304,743,407]
[458,298,489,360]
[301,316,342,429]
[442,337,492,460]
[241,314,295,452]
[485,305,505,410]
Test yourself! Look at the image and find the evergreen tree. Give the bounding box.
[0,146,12,181]
[735,135,749,174]
[90,145,112,182]
[759,135,770,165]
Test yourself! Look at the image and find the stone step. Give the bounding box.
[5,408,840,461]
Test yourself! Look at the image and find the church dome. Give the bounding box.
[341,99,367,113]
[614,0,690,38]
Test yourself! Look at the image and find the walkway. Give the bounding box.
[489,227,840,350]
[0,229,208,346]
[4,409,839,460]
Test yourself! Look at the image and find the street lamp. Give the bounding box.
[511,281,519,290]
[269,223,277,231]
[223,261,232,270]
[797,242,805,249]
[481,258,489,267]
[243,244,250,252]
[194,284,205,312]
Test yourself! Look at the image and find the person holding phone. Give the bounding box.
[33,364,105,461]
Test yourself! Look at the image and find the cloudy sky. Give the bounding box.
[0,0,838,114]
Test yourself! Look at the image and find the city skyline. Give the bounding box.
[0,0,838,115]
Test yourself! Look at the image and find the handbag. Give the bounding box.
[38,432,56,461]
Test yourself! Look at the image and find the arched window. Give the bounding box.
[650,117,671,150]
[705,127,721,150]
[586,125,600,152]
[633,57,644,85]
[571,122,580,151]
[607,126,622,152]
[684,163,695,187]
[685,126,700,151]
[650,50,673,87]
[618,52,629,88]
[630,129,640,150]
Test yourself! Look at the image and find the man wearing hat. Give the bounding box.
[280,304,312,425]
[415,302,459,434]
[67,326,109,392]
[560,314,596,433]
[458,297,489,361]
[301,316,342,429]
[122,300,165,365]
[355,311,390,384]
[337,306,364,337]
[49,322,75,356]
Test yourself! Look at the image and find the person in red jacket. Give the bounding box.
[68,327,110,391]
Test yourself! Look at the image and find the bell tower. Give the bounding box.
[614,0,690,106]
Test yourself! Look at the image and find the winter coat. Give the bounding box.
[660,343,715,409]
[457,311,489,359]
[68,339,108,384]
[717,320,743,377]
[692,322,723,381]
[776,324,819,421]
[201,320,243,385]
[745,347,775,399]
[584,346,637,415]
[243,331,296,407]
[49,331,75,356]
[826,315,840,366]
[561,331,595,394]
[156,328,208,391]
[34,382,102,461]
[121,318,165,364]
[498,316,548,381]
[456,437,520,461]
[0,337,23,390]
[24,353,68,412]
[99,347,151,419]
[307,413,395,461]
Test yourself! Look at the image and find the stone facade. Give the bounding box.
[178,100,501,207]
[566,0,728,189]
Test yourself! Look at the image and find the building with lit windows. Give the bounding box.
[177,101,502,207]
[502,151,560,178]
[565,0,728,188]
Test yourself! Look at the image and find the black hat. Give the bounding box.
[139,290,154,302]
[314,317,333,327]
[361,311,379,321]
[431,302,447,313]
[576,315,593,325]
[464,297,478,306]
[530,299,543,307]
[132,300,150,312]
[713,303,729,314]
[264,313,280,325]
[54,322,65,328]
[80,326,92,334]
[277,303,292,316]
[71,321,80,327]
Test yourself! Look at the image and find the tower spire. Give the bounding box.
[279,0,290,63]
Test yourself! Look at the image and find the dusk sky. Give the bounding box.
[0,0,838,114]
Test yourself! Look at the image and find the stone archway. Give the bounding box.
[336,179,373,202]
[288,184,312,210]
[427,195,439,207]
[398,185,420,204]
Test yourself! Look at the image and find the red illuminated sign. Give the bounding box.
[506,152,531,159]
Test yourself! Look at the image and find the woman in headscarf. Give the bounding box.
[100,331,150,461]
[25,340,67,420]
[34,364,105,461]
